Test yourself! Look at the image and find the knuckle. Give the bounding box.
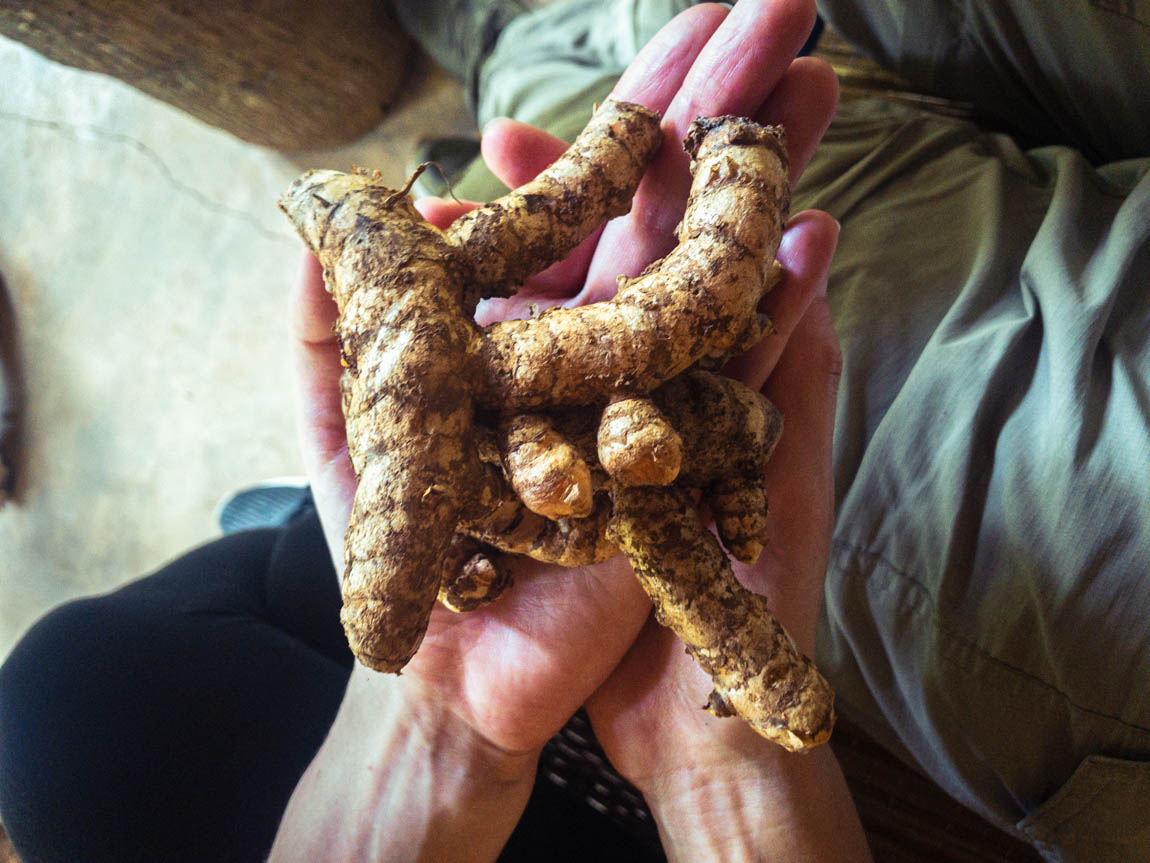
[807,297,843,381]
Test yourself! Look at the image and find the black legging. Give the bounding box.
[0,508,662,862]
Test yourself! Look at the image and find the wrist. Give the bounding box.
[270,665,538,863]
[642,743,872,863]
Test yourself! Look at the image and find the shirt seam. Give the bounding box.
[829,537,1150,736]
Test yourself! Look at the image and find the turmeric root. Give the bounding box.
[485,370,783,566]
[437,535,511,613]
[280,100,661,672]
[498,412,594,519]
[477,116,790,410]
[281,104,836,751]
[608,486,835,751]
[597,395,683,487]
[654,369,783,563]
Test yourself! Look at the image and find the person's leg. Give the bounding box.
[392,0,528,114]
[815,0,1150,162]
[794,97,1150,860]
[451,0,703,202]
[0,507,350,863]
[0,499,668,862]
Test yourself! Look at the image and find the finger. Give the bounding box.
[474,6,730,314]
[288,252,342,460]
[474,227,606,326]
[413,196,481,229]
[480,119,568,190]
[288,250,356,565]
[481,2,732,191]
[288,250,337,345]
[585,0,820,301]
[608,3,731,109]
[750,269,842,651]
[416,180,600,320]
[755,56,840,186]
[723,210,839,390]
[540,2,726,310]
[419,195,590,323]
[663,0,817,133]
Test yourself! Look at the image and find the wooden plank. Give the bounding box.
[0,0,413,150]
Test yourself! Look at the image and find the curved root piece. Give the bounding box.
[655,369,783,486]
[461,492,616,568]
[447,100,662,308]
[499,412,594,519]
[479,119,789,411]
[438,535,512,613]
[608,486,835,752]
[653,369,782,563]
[280,169,485,672]
[597,395,682,487]
[279,100,663,674]
[708,478,769,564]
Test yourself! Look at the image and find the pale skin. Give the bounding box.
[269,1,872,861]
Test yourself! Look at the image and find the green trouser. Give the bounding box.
[455,2,1150,859]
[799,99,1150,863]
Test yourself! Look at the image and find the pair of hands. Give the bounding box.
[282,1,853,859]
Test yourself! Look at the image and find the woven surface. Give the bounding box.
[538,708,662,851]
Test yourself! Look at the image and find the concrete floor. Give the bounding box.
[0,37,475,658]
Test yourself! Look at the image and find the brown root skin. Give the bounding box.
[446,100,662,311]
[653,369,782,562]
[607,486,835,752]
[597,395,683,487]
[279,99,662,673]
[499,412,594,519]
[709,478,769,564]
[460,491,616,569]
[438,535,512,613]
[280,168,485,673]
[478,122,789,411]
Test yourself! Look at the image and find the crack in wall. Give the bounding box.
[0,109,295,245]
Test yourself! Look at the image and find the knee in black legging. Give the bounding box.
[0,534,350,863]
[0,595,150,862]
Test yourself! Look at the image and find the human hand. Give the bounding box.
[463,2,866,857]
[277,1,844,860]
[583,319,871,863]
[579,234,866,861]
[462,0,842,749]
[296,0,839,759]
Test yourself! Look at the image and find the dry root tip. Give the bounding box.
[597,396,683,487]
[709,479,769,564]
[439,542,512,612]
[500,413,594,519]
[385,163,428,206]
